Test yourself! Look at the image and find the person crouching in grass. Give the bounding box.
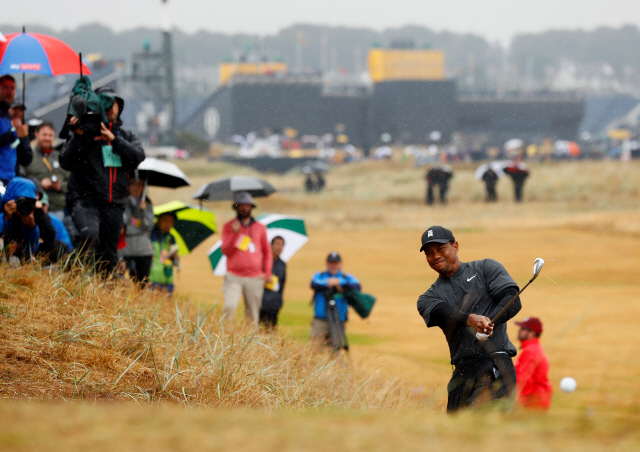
[149,212,179,294]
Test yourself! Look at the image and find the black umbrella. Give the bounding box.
[192,176,276,202]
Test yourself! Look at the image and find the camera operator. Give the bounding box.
[59,86,145,276]
[0,177,40,260]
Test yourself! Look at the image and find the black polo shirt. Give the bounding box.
[417,259,519,365]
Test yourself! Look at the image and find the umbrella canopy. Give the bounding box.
[301,160,330,174]
[153,201,217,256]
[0,31,6,43]
[207,214,308,276]
[137,158,191,188]
[0,31,91,76]
[504,138,524,151]
[475,160,510,180]
[192,176,276,202]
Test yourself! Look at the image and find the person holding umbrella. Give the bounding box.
[60,84,145,276]
[0,75,32,185]
[120,175,155,286]
[220,191,272,326]
[504,162,530,203]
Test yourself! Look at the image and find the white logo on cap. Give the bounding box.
[427,230,433,238]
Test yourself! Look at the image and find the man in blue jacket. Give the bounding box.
[0,177,40,259]
[0,75,33,185]
[310,252,361,346]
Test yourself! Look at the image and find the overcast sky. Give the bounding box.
[3,0,640,46]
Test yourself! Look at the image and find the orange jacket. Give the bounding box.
[515,337,553,410]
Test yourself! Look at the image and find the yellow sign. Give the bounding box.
[219,62,288,85]
[608,129,631,140]
[368,49,445,82]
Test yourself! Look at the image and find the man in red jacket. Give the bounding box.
[514,317,553,410]
[221,192,272,325]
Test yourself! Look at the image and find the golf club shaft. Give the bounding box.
[490,274,538,324]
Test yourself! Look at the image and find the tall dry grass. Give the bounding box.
[0,261,415,410]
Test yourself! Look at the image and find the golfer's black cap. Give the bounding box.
[326,251,341,263]
[419,226,455,252]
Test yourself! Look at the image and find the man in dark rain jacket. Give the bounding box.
[416,226,521,412]
[59,86,145,275]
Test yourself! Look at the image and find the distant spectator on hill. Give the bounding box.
[260,236,287,329]
[22,121,69,220]
[220,192,272,326]
[426,166,453,205]
[482,168,499,202]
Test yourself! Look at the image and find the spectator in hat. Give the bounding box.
[0,75,33,185]
[22,121,69,220]
[309,252,361,346]
[514,316,553,410]
[220,191,272,325]
[120,176,154,287]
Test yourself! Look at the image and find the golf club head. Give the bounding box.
[533,258,545,278]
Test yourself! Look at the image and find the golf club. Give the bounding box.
[475,257,545,341]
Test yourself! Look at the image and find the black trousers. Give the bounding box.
[259,307,280,329]
[124,255,152,286]
[485,182,498,202]
[447,353,516,412]
[71,198,124,276]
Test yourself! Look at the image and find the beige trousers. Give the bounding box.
[223,273,265,325]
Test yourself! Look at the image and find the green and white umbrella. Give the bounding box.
[208,214,308,276]
[154,201,217,256]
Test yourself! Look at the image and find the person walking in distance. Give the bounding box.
[260,236,287,329]
[416,226,522,412]
[514,317,553,410]
[221,192,272,325]
[482,168,499,202]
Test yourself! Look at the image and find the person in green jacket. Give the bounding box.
[148,212,179,294]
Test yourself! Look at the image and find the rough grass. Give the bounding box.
[0,263,415,410]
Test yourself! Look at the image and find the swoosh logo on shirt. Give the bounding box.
[467,274,477,282]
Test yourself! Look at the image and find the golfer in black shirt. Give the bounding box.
[417,226,522,412]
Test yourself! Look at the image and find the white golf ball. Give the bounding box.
[560,377,577,393]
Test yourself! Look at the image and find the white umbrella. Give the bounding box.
[475,161,510,180]
[207,214,308,276]
[504,138,524,151]
[136,157,191,188]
